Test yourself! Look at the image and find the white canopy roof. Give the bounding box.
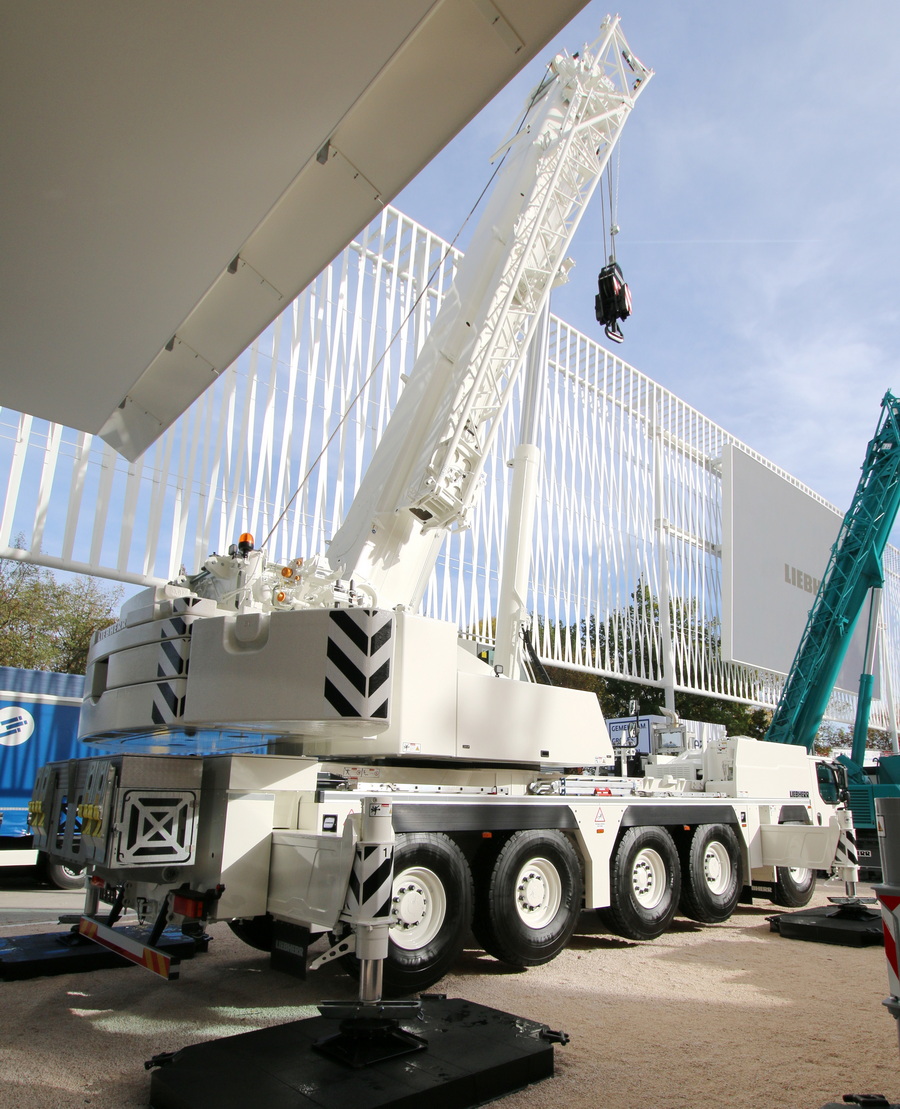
[1,0,586,458]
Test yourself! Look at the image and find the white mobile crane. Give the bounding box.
[29,18,852,996]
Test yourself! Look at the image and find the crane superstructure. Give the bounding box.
[28,19,852,997]
[69,17,651,754]
[765,390,900,872]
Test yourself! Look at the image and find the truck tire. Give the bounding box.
[472,829,583,966]
[771,865,816,908]
[44,860,86,891]
[337,832,473,996]
[597,825,681,941]
[228,914,275,951]
[678,824,742,924]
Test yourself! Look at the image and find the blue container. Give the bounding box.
[0,667,83,838]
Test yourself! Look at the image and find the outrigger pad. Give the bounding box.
[820,1098,900,1108]
[148,996,562,1109]
[769,902,884,947]
[0,926,209,980]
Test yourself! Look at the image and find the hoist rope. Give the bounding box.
[603,143,622,264]
[606,160,615,262]
[613,142,621,225]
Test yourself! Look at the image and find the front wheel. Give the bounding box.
[679,824,742,924]
[771,865,816,908]
[597,826,681,941]
[473,829,583,966]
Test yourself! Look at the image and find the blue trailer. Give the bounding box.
[0,666,86,888]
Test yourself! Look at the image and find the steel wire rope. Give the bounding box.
[258,68,555,554]
[606,160,615,261]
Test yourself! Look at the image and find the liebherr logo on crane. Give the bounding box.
[325,609,393,720]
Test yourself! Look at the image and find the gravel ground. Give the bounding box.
[1,880,899,1109]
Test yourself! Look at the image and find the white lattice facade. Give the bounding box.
[1,206,898,729]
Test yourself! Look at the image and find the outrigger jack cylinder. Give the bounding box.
[314,800,426,1068]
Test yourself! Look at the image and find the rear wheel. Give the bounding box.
[771,865,815,908]
[597,826,681,940]
[473,829,582,966]
[678,824,742,924]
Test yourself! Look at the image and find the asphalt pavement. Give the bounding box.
[0,870,87,928]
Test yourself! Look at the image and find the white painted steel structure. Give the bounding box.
[2,205,898,730]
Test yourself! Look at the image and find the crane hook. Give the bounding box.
[594,258,632,345]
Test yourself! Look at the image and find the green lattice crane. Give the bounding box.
[765,391,900,871]
[766,390,900,753]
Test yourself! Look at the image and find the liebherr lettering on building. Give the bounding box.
[785,564,821,594]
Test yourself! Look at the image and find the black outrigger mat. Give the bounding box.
[820,1100,900,1108]
[149,997,561,1109]
[0,926,208,979]
[769,901,884,947]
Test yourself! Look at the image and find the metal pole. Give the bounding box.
[879,613,900,754]
[494,302,550,681]
[653,396,676,711]
[852,588,883,766]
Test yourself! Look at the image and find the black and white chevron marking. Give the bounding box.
[156,636,191,679]
[172,597,209,614]
[324,609,393,720]
[835,826,859,869]
[150,681,185,725]
[160,616,192,638]
[345,844,393,922]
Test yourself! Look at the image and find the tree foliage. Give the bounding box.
[813,721,895,758]
[0,553,122,674]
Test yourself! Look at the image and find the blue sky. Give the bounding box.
[396,1,900,518]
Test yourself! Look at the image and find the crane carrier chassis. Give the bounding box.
[28,594,850,994]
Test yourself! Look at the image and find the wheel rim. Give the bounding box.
[631,847,667,909]
[788,866,811,885]
[512,856,562,930]
[702,841,732,896]
[390,865,447,950]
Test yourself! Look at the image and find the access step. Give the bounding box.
[0,925,209,980]
[148,996,564,1109]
